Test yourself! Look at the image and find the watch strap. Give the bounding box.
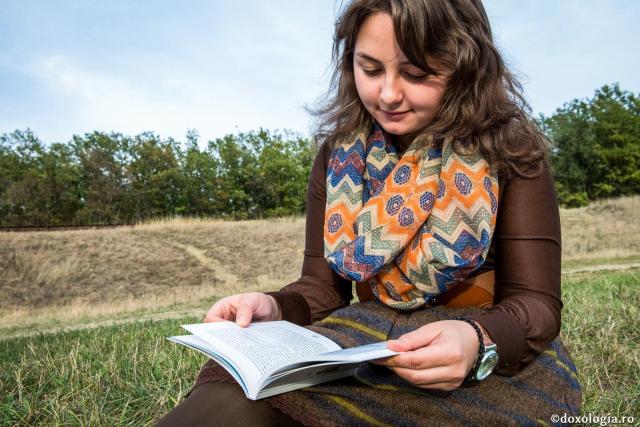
[456,317,485,383]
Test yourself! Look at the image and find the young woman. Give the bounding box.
[158,0,581,425]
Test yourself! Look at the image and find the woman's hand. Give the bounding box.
[203,292,280,327]
[374,320,483,391]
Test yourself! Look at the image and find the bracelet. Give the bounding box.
[456,317,485,383]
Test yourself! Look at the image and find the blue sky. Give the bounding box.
[1,0,638,144]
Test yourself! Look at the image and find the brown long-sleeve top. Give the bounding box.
[267,140,562,376]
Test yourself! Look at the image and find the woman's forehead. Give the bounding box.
[354,12,407,64]
[354,11,450,74]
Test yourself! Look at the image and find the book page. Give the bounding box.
[167,335,248,395]
[323,341,398,361]
[266,341,398,377]
[257,362,358,399]
[183,321,341,377]
[256,344,397,399]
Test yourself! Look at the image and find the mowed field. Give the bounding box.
[1,196,639,425]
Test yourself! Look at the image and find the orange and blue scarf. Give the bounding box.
[324,123,499,310]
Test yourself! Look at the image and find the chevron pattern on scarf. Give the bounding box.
[324,123,499,310]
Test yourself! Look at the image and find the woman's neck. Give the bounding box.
[385,131,413,153]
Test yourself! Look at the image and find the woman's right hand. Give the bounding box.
[203,292,281,327]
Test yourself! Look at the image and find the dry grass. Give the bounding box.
[0,216,305,334]
[560,195,640,262]
[1,196,638,336]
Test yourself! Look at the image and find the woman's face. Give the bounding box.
[353,12,447,140]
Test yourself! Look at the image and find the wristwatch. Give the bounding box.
[475,342,498,381]
[457,318,499,382]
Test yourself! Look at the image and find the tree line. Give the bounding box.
[0,129,314,226]
[541,84,639,207]
[1,84,638,226]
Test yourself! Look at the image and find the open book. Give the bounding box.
[169,320,398,400]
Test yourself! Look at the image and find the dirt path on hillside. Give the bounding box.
[562,262,640,275]
[3,262,638,341]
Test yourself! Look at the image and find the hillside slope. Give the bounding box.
[1,195,638,335]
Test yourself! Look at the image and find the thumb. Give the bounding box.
[387,325,439,352]
[235,303,255,327]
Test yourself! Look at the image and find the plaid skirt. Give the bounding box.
[194,302,582,426]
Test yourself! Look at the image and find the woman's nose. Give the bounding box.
[379,75,403,108]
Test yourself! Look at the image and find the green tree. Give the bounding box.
[207,133,258,219]
[37,143,81,225]
[72,132,132,224]
[207,129,315,219]
[0,130,80,226]
[543,84,640,207]
[254,130,314,217]
[128,133,183,220]
[0,130,27,223]
[175,130,221,217]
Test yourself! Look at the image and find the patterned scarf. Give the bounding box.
[323,123,499,310]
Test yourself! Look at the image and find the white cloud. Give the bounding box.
[2,1,638,143]
[32,55,184,135]
[24,54,316,143]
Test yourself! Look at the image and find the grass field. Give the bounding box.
[1,196,639,425]
[0,270,637,425]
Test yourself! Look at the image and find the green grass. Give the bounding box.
[0,317,204,426]
[560,269,639,416]
[1,270,639,426]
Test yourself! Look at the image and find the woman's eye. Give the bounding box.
[362,68,381,76]
[404,71,428,81]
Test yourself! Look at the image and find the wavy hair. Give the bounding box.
[311,0,549,178]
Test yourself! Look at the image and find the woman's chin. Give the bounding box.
[377,122,413,137]
[373,116,416,136]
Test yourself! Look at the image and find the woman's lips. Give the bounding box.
[381,110,410,121]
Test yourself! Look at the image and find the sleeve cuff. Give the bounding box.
[466,310,527,376]
[265,290,312,326]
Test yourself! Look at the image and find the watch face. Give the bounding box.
[477,352,499,381]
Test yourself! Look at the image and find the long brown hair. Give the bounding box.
[312,0,549,179]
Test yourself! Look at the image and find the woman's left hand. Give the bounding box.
[373,320,480,391]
